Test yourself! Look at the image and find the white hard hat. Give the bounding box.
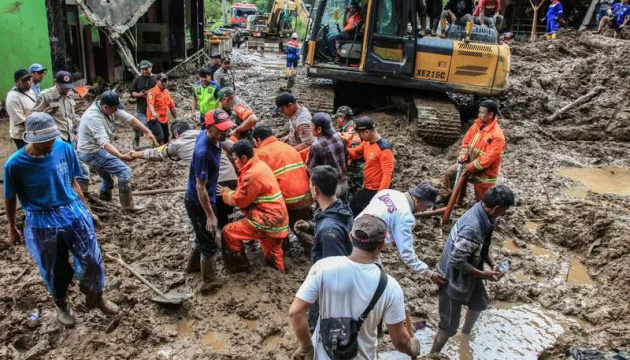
[292,32,298,39]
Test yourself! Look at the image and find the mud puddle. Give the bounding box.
[567,259,594,286]
[380,302,579,360]
[558,167,630,197]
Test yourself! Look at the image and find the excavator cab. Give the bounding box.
[303,0,510,147]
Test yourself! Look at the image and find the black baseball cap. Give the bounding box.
[351,215,388,244]
[311,112,336,136]
[408,182,438,207]
[100,91,125,110]
[355,116,375,130]
[55,71,73,89]
[275,92,296,113]
[156,73,168,81]
[14,69,32,82]
[221,56,231,63]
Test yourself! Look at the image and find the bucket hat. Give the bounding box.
[23,113,61,143]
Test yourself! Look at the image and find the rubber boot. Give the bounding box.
[185,247,201,273]
[222,247,251,274]
[99,188,113,201]
[55,297,75,328]
[85,291,119,315]
[118,180,146,213]
[200,254,225,293]
[133,135,140,150]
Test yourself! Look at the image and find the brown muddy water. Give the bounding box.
[380,302,581,360]
[558,167,630,197]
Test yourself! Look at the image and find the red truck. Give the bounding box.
[230,3,258,28]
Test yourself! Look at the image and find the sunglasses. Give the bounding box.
[35,71,47,75]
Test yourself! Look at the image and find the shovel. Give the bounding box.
[104,252,192,305]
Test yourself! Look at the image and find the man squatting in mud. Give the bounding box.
[4,113,119,328]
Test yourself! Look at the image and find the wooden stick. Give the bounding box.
[580,0,600,31]
[414,207,447,218]
[545,86,605,122]
[132,187,187,196]
[530,0,546,41]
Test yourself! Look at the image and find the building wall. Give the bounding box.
[0,0,54,99]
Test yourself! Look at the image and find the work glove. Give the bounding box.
[291,345,314,360]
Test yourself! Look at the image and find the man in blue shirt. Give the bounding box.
[597,0,630,38]
[185,109,234,293]
[4,113,118,328]
[28,63,47,98]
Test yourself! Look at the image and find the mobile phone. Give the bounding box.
[498,259,511,273]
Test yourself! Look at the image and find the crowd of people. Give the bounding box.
[4,54,514,358]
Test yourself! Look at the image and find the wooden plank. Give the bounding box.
[580,0,600,31]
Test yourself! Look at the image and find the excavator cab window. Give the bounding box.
[364,0,416,75]
[309,0,365,65]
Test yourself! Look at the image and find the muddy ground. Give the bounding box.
[1,29,629,359]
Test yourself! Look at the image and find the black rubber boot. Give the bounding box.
[99,188,113,201]
[185,247,201,273]
[200,254,225,293]
[118,180,146,213]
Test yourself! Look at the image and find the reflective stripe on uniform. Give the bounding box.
[247,219,289,233]
[227,190,235,205]
[285,192,309,204]
[473,159,484,171]
[273,162,305,176]
[252,191,283,203]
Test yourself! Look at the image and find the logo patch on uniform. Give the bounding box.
[369,152,375,159]
[487,138,492,144]
[63,76,70,82]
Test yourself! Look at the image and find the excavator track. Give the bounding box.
[414,95,462,147]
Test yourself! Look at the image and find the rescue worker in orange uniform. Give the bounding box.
[147,73,177,145]
[218,140,290,273]
[252,125,312,250]
[217,87,258,143]
[443,100,505,202]
[347,116,395,216]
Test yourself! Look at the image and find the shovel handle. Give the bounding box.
[442,173,467,223]
[405,309,417,360]
[104,253,168,298]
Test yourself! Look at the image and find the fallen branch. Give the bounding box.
[545,86,605,122]
[132,187,187,196]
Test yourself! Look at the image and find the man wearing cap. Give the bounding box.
[192,67,220,127]
[348,116,395,216]
[6,69,37,149]
[431,185,514,354]
[185,109,235,291]
[208,52,222,80]
[147,73,177,145]
[33,71,91,192]
[28,63,47,98]
[276,92,314,156]
[219,140,290,273]
[442,100,505,203]
[285,33,300,77]
[213,57,235,89]
[130,60,157,149]
[289,214,420,360]
[334,105,365,199]
[4,113,118,328]
[77,91,157,212]
[217,87,258,142]
[358,183,446,285]
[306,113,348,199]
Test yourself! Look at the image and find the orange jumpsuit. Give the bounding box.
[222,155,289,272]
[147,86,175,123]
[445,118,505,201]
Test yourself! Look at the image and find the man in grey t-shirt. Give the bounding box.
[213,57,235,89]
[77,91,157,213]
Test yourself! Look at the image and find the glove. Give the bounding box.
[291,345,314,360]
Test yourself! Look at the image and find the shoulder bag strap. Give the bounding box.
[357,264,388,326]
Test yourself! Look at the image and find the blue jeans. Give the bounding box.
[326,31,353,58]
[78,150,132,193]
[134,112,148,138]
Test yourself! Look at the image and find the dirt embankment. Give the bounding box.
[1,30,630,359]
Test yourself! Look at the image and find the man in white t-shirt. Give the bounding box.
[289,215,420,360]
